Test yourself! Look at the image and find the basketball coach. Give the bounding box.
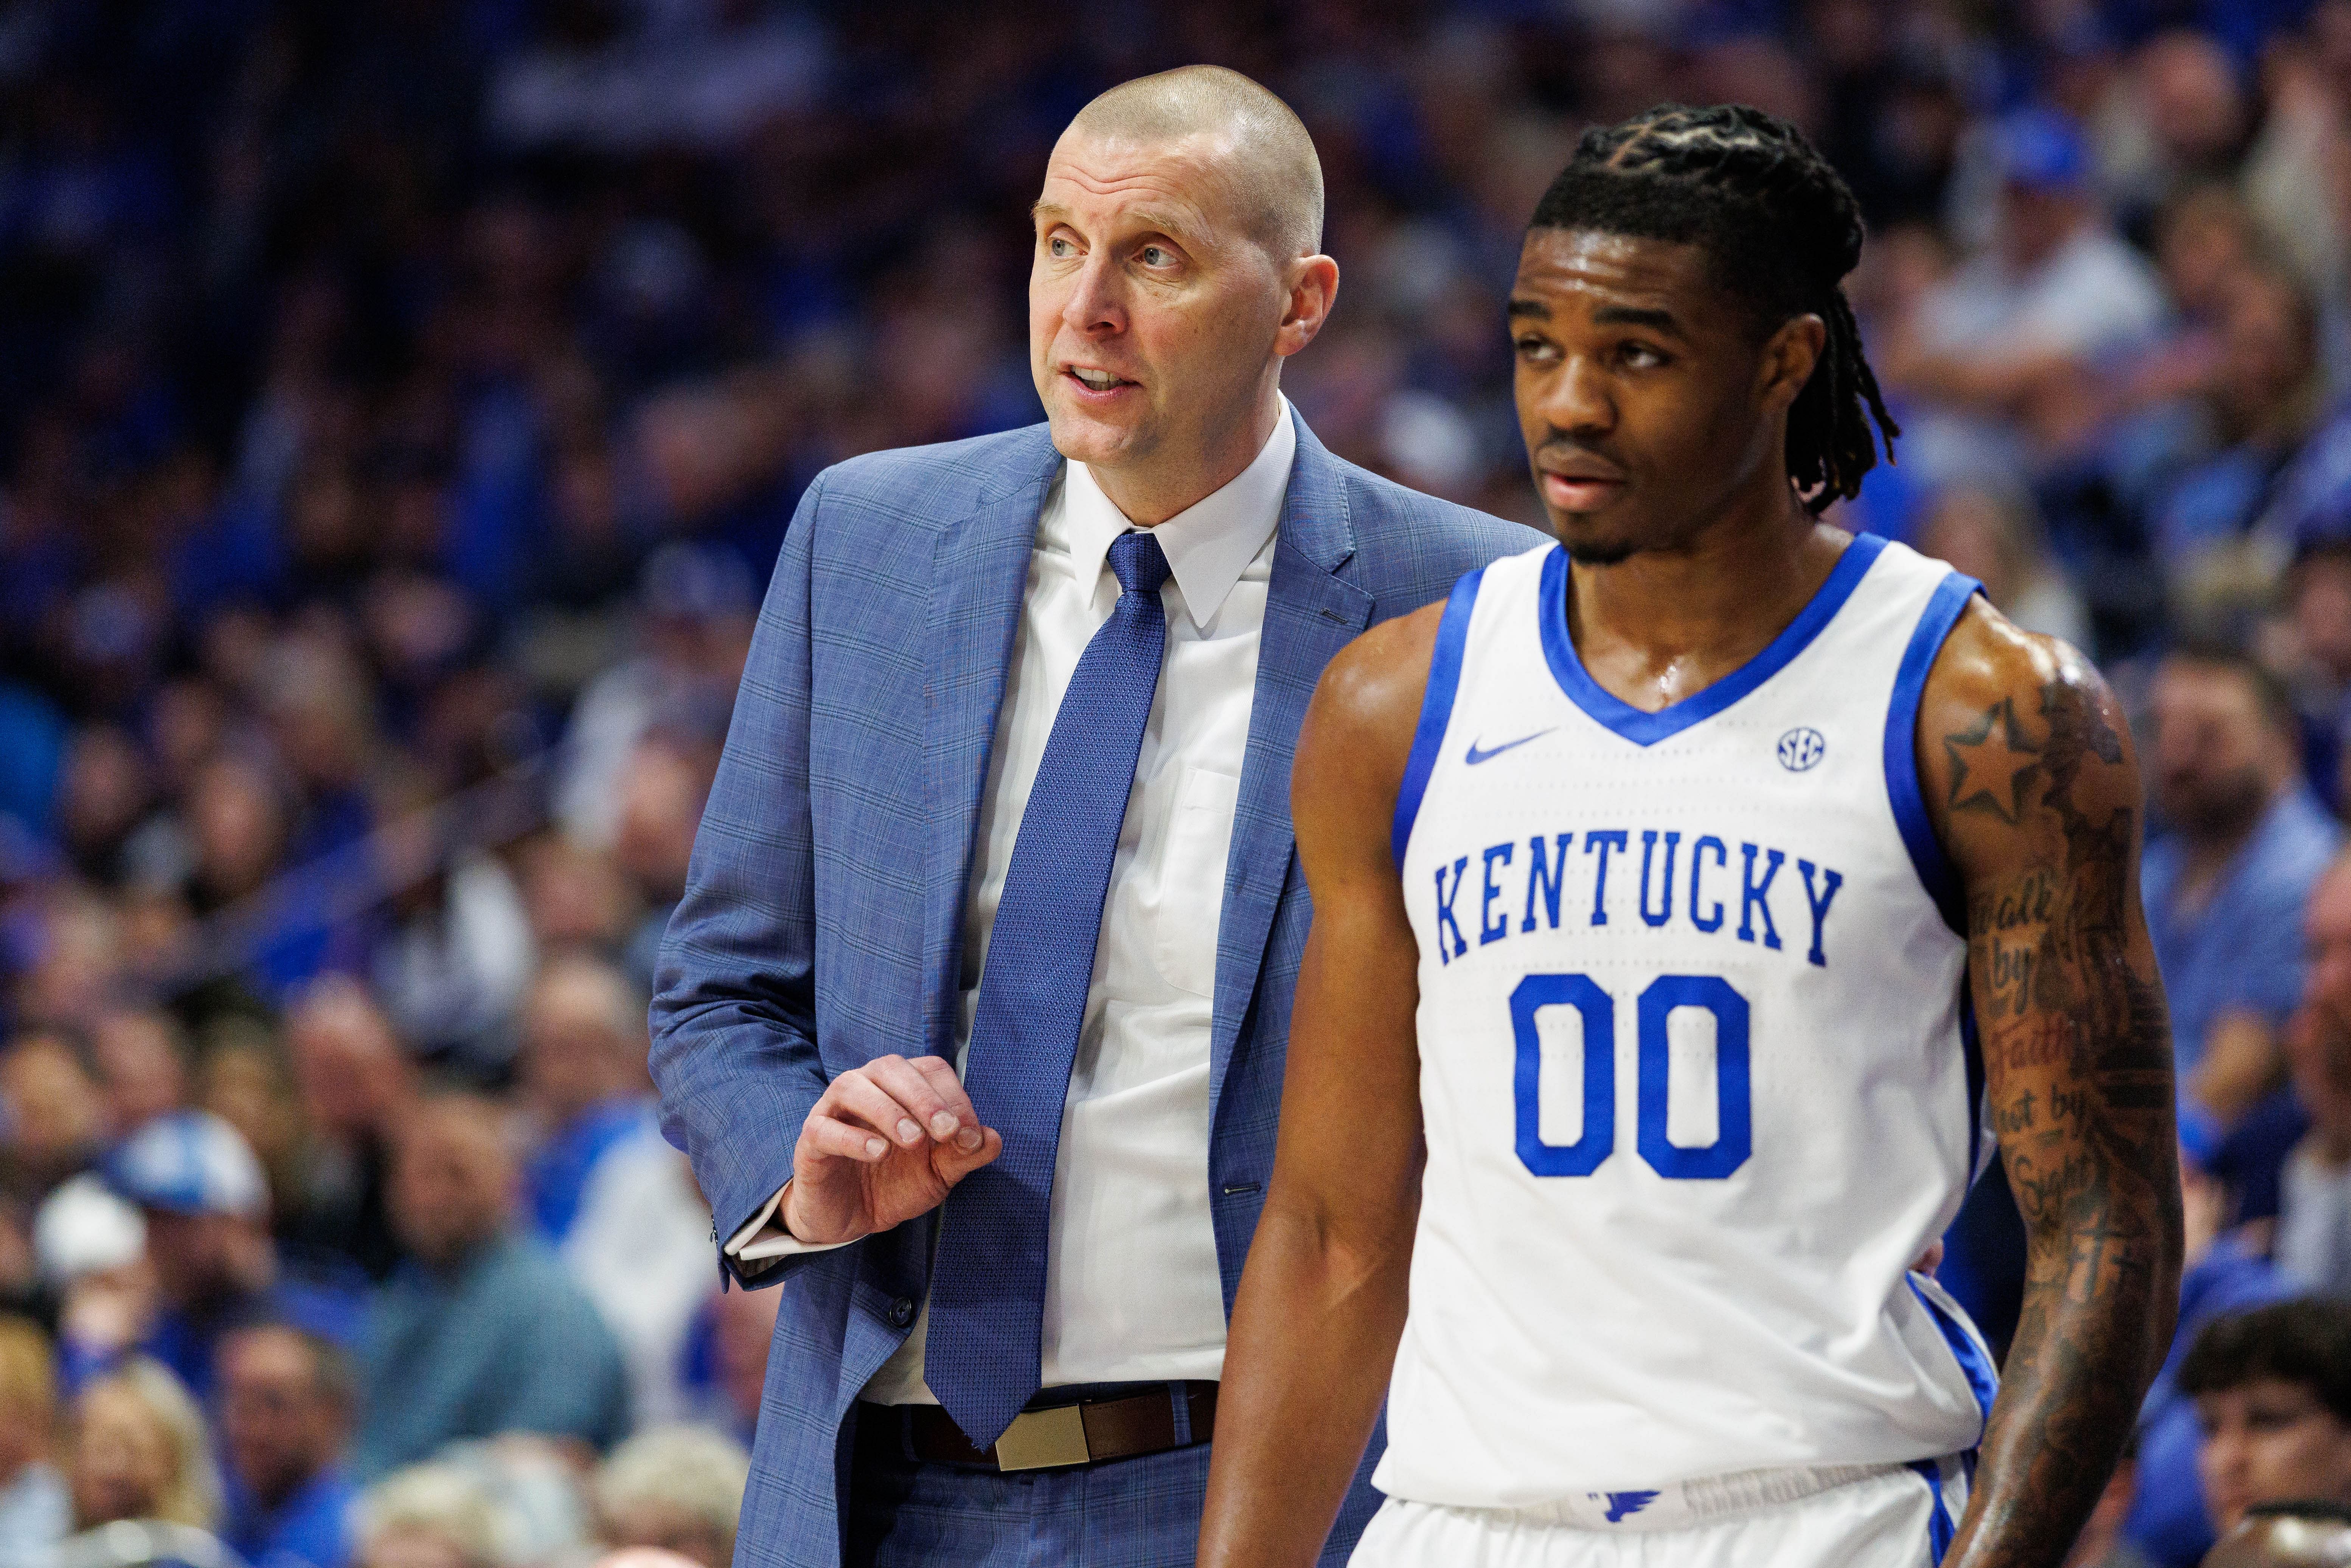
[649,65,1535,1568]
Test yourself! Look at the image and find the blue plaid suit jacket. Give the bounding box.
[649,415,1540,1568]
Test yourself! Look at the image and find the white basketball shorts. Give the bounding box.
[1348,1456,1969,1568]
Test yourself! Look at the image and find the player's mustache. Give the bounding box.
[1531,434,1631,475]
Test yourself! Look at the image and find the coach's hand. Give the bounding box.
[783,1054,1003,1245]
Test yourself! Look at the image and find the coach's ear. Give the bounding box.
[1757,314,1827,414]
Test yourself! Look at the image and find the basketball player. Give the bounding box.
[1197,105,2184,1567]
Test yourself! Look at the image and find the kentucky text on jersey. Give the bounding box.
[1427,829,1845,967]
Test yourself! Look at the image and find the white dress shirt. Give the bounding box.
[727,400,1295,1402]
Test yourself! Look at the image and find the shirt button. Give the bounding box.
[888,1298,915,1327]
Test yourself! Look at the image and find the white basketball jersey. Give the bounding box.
[1380,532,2000,1510]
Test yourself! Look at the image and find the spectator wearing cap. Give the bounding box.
[218,1326,357,1568]
[2183,1299,2351,1540]
[2142,645,2341,1206]
[1885,106,2166,478]
[2122,1128,2295,1567]
[101,1112,363,1402]
[356,1092,628,1477]
[0,1317,67,1568]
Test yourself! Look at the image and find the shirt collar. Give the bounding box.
[1059,398,1294,626]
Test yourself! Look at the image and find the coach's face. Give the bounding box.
[1510,227,1820,564]
[1030,127,1325,523]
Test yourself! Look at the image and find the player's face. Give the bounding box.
[1029,128,1287,503]
[1509,228,1799,565]
[2197,1378,2351,1533]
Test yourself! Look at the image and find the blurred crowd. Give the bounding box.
[10,1,2351,1566]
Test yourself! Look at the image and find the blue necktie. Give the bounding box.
[926,528,1173,1448]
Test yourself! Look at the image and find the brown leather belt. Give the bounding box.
[856,1382,1217,1472]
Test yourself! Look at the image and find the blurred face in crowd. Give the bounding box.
[143,1206,268,1310]
[2297,553,2351,684]
[219,1327,345,1509]
[1998,180,2085,272]
[2159,190,2257,321]
[519,961,644,1129]
[612,741,710,904]
[187,756,289,904]
[2220,272,2317,434]
[2148,657,2295,841]
[389,1098,516,1271]
[1510,228,1821,562]
[0,1032,106,1178]
[2199,1378,2351,1534]
[1029,119,1335,523]
[2310,859,2351,1028]
[68,1379,175,1528]
[286,980,412,1144]
[91,1011,188,1135]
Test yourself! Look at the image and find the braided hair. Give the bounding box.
[1528,103,1898,514]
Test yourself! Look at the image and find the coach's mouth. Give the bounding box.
[1062,364,1140,401]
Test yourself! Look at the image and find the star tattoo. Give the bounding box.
[1946,696,2044,824]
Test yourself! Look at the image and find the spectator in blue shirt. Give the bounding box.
[2143,644,2343,1214]
[356,1093,629,1478]
[98,1113,365,1402]
[218,1326,356,1568]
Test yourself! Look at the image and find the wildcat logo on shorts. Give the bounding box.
[1599,1490,1658,1524]
[1776,727,1826,772]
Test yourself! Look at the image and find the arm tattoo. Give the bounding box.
[1949,669,2180,1568]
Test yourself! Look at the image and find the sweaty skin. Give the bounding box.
[1196,227,2180,1568]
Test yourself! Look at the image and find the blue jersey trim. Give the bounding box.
[1534,532,1887,747]
[1908,1459,1957,1565]
[1391,567,1485,868]
[1910,1276,2000,1437]
[1882,571,1983,936]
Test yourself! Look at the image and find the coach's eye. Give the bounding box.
[1139,244,1174,267]
[1047,235,1076,258]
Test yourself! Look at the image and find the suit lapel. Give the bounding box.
[1211,418,1373,1106]
[920,431,1061,1057]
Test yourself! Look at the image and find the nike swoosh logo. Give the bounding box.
[1464,729,1554,765]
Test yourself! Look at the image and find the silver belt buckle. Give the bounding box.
[992,1404,1091,1471]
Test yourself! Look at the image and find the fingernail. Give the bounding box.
[958,1127,982,1151]
[865,1137,885,1157]
[896,1119,921,1144]
[930,1112,957,1138]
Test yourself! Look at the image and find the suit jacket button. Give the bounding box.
[888,1298,915,1327]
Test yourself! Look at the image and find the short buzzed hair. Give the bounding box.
[1066,65,1324,260]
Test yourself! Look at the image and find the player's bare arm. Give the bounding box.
[1923,600,2185,1568]
[1196,602,1444,1568]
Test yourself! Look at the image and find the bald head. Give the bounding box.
[1064,66,1323,261]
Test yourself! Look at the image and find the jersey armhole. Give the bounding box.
[1390,566,1486,869]
[1882,571,1984,937]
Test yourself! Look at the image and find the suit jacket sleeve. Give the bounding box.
[649,472,832,1288]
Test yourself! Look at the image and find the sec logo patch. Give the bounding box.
[1777,727,1826,772]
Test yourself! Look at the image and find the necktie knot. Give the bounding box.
[1109,530,1172,599]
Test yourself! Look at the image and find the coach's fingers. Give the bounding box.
[865,1054,964,1143]
[801,1114,893,1163]
[825,1069,932,1149]
[908,1055,986,1149]
[935,1126,1003,1184]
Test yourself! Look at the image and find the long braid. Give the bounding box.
[1529,103,1899,513]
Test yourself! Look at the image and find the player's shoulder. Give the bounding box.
[1921,592,2112,735]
